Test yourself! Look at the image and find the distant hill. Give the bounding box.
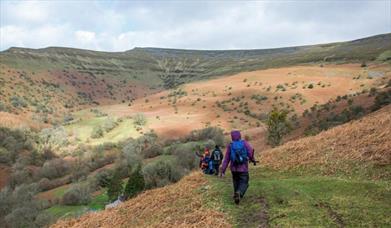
[2,33,390,89]
[0,33,390,127]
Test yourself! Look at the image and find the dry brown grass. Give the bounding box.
[51,172,230,228]
[261,105,391,177]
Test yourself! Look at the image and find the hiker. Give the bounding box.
[197,148,213,174]
[220,130,255,205]
[211,145,223,175]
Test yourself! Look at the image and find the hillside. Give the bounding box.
[52,172,230,228]
[261,104,391,178]
[52,105,391,227]
[67,63,390,147]
[1,33,390,127]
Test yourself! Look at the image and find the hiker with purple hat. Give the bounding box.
[220,130,255,205]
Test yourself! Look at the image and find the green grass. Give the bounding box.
[45,205,87,219]
[65,115,141,145]
[52,185,70,198]
[46,191,110,219]
[88,193,109,210]
[207,167,391,227]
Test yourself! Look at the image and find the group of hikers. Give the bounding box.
[196,130,256,205]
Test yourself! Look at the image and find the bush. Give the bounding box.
[372,90,391,111]
[95,169,113,188]
[103,117,118,132]
[124,165,145,199]
[143,144,162,159]
[38,178,51,191]
[171,142,200,171]
[0,146,11,164]
[142,159,182,189]
[62,183,91,205]
[186,127,224,146]
[0,127,35,164]
[71,161,90,182]
[266,109,291,147]
[107,169,123,202]
[308,84,314,89]
[1,183,50,227]
[133,113,147,126]
[39,126,69,148]
[8,168,34,188]
[9,96,28,108]
[40,158,70,180]
[91,125,104,138]
[5,206,38,228]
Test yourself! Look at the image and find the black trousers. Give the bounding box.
[213,163,220,175]
[231,171,249,197]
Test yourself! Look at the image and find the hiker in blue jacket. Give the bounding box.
[221,130,255,204]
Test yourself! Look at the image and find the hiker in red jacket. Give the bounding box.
[221,130,255,204]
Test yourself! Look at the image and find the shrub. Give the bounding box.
[266,109,291,147]
[133,113,147,126]
[2,183,51,227]
[95,169,113,188]
[91,125,104,138]
[143,144,163,159]
[171,142,200,171]
[62,183,91,205]
[39,126,69,148]
[204,139,216,150]
[63,114,74,124]
[142,159,182,189]
[9,96,28,108]
[103,117,118,132]
[372,90,391,111]
[107,169,123,202]
[8,168,32,188]
[38,178,51,191]
[0,127,35,164]
[186,127,224,146]
[308,84,314,89]
[5,206,38,227]
[40,158,70,180]
[124,165,145,199]
[0,146,11,164]
[71,161,90,182]
[369,87,377,96]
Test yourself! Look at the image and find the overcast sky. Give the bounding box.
[0,0,390,51]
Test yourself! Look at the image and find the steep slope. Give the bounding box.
[261,104,391,179]
[52,106,391,228]
[51,172,230,228]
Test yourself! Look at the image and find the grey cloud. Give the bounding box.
[0,0,390,51]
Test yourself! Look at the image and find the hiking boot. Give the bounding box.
[234,192,240,205]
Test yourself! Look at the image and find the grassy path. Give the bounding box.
[207,167,391,227]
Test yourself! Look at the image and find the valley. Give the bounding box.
[0,33,390,227]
